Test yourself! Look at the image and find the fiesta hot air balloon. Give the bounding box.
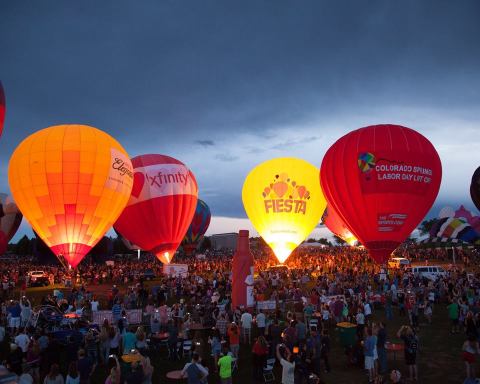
[0,81,5,138]
[242,157,327,264]
[470,166,480,212]
[182,199,211,255]
[114,154,198,264]
[320,124,442,264]
[8,125,134,268]
[322,205,357,246]
[0,194,23,243]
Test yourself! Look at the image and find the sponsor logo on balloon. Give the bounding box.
[377,213,408,232]
[262,173,310,215]
[125,163,197,206]
[358,151,434,194]
[112,157,134,178]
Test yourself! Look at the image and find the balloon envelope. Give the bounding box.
[183,199,211,254]
[471,166,480,212]
[322,205,357,246]
[0,194,22,242]
[320,124,442,264]
[114,154,198,264]
[8,125,133,268]
[0,81,5,138]
[242,157,327,264]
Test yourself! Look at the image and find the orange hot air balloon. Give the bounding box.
[8,125,133,268]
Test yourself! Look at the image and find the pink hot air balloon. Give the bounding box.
[114,154,198,264]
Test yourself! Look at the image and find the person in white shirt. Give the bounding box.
[356,309,365,338]
[91,297,99,312]
[276,344,295,384]
[15,330,30,354]
[255,310,266,336]
[364,301,372,324]
[240,311,253,344]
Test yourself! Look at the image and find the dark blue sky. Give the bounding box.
[1,1,480,239]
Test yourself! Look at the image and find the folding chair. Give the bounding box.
[263,357,275,382]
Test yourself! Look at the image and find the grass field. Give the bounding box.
[23,284,466,384]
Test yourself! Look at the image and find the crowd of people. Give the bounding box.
[0,244,477,383]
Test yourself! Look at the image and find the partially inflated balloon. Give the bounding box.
[114,154,198,264]
[321,124,442,264]
[0,194,22,242]
[0,81,5,138]
[183,199,211,255]
[8,125,133,268]
[242,157,327,264]
[470,166,480,212]
[322,205,357,246]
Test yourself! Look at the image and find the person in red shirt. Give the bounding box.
[252,336,269,381]
[227,323,240,359]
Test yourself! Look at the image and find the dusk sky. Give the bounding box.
[1,1,480,241]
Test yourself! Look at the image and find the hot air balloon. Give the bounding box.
[0,231,6,256]
[0,193,23,243]
[182,199,211,255]
[322,205,357,246]
[471,166,480,212]
[0,81,5,138]
[242,157,327,264]
[320,124,442,264]
[114,154,198,264]
[8,124,133,268]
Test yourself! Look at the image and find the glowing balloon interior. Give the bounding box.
[242,157,327,264]
[8,125,133,268]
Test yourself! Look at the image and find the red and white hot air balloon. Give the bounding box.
[321,124,442,264]
[114,154,198,264]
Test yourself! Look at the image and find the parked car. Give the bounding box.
[408,265,447,281]
[387,257,411,269]
[27,271,50,287]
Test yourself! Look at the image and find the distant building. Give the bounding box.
[210,232,238,251]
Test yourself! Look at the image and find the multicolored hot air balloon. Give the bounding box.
[114,154,198,264]
[242,157,327,264]
[8,125,134,268]
[321,124,442,264]
[471,166,480,212]
[322,205,357,246]
[182,199,211,255]
[0,81,6,138]
[0,194,23,244]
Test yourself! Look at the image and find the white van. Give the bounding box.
[409,265,447,281]
[388,257,411,269]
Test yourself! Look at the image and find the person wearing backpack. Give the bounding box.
[397,325,418,382]
[181,352,208,384]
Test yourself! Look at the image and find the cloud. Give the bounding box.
[270,136,320,151]
[215,153,239,162]
[195,140,215,147]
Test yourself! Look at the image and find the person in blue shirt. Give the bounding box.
[363,327,377,383]
[7,300,21,331]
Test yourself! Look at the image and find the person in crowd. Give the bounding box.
[397,325,418,382]
[43,364,64,384]
[462,333,479,381]
[181,352,209,384]
[252,335,269,381]
[217,347,233,384]
[240,310,253,344]
[276,343,295,384]
[65,362,80,384]
[77,349,95,384]
[227,322,240,359]
[364,327,377,384]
